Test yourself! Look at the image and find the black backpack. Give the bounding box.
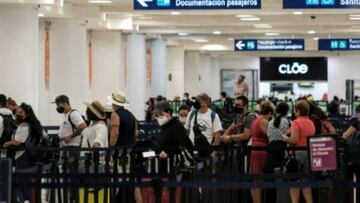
[68,109,90,132]
[0,114,18,146]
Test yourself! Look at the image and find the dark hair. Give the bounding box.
[19,103,43,145]
[86,108,101,121]
[0,94,7,108]
[221,92,227,98]
[178,105,190,113]
[184,93,189,97]
[328,101,339,115]
[260,101,274,115]
[295,100,310,116]
[236,96,249,106]
[274,102,289,128]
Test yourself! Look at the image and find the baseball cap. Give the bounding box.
[52,95,70,104]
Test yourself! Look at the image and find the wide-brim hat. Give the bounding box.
[84,101,106,120]
[107,91,129,107]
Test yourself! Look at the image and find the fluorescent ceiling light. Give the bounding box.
[308,30,316,34]
[139,16,153,20]
[171,12,181,15]
[293,11,303,15]
[313,37,319,41]
[240,17,260,21]
[236,15,254,18]
[194,39,208,43]
[228,37,234,41]
[213,31,221,35]
[350,17,360,20]
[254,24,272,29]
[350,14,360,17]
[201,44,226,51]
[178,33,189,36]
[265,33,280,36]
[38,13,45,17]
[88,0,112,3]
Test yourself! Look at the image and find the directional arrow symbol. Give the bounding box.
[137,0,152,7]
[236,41,246,50]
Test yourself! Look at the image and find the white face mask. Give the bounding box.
[179,117,186,124]
[157,116,169,126]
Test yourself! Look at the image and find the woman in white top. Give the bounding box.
[81,101,108,149]
[3,103,45,168]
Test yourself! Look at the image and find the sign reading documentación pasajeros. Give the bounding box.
[318,39,360,51]
[283,0,360,9]
[134,0,260,10]
[234,39,304,51]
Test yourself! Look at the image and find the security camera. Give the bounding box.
[310,15,316,20]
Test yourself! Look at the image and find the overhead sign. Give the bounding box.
[318,39,360,51]
[260,57,328,81]
[134,0,261,10]
[308,136,337,172]
[234,39,304,51]
[0,159,12,203]
[283,0,360,9]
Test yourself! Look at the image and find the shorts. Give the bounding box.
[295,151,309,173]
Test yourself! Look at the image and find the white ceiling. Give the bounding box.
[4,0,360,51]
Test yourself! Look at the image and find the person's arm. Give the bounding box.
[231,128,252,142]
[184,112,192,136]
[62,112,87,143]
[283,127,300,145]
[3,140,22,148]
[259,119,268,135]
[343,126,357,140]
[109,112,120,147]
[223,122,236,137]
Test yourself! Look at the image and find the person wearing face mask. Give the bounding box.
[222,96,257,145]
[178,105,190,126]
[3,103,46,202]
[54,95,87,147]
[184,93,223,158]
[3,103,46,168]
[155,101,193,159]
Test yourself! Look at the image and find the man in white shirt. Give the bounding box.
[185,93,223,155]
[54,95,87,147]
[0,94,14,145]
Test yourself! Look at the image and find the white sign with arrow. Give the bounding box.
[137,0,153,7]
[236,41,246,50]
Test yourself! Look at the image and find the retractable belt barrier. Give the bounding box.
[0,140,354,203]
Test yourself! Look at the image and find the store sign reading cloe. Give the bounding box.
[134,0,261,10]
[278,63,309,75]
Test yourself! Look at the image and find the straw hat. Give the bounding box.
[107,91,129,107]
[84,101,106,120]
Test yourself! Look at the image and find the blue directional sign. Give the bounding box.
[283,0,360,9]
[318,39,360,50]
[234,39,305,51]
[134,0,261,10]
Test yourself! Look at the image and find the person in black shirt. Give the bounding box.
[154,101,193,159]
[343,105,360,203]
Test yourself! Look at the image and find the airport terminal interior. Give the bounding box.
[3,0,360,202]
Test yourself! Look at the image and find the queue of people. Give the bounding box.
[1,90,360,203]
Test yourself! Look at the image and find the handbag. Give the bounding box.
[192,112,212,157]
[281,148,298,173]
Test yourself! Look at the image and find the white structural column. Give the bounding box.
[151,39,167,97]
[127,34,146,120]
[92,31,123,104]
[184,51,201,96]
[0,5,39,111]
[47,20,90,124]
[166,47,185,99]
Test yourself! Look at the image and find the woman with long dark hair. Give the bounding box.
[3,103,45,168]
[264,102,290,203]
